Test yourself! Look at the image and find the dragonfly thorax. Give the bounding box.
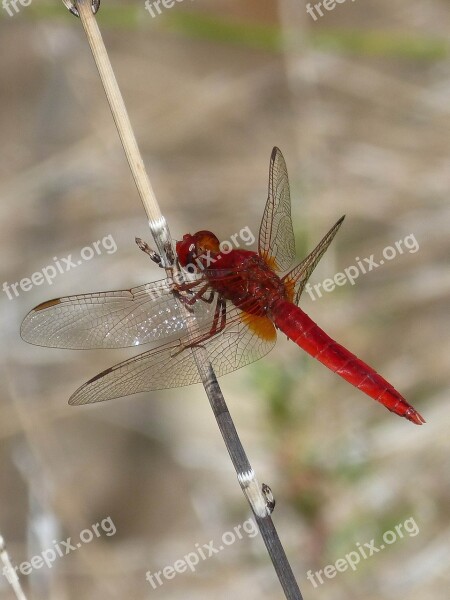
[208,251,289,316]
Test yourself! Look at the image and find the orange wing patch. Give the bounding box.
[260,251,279,273]
[283,276,296,303]
[240,312,277,342]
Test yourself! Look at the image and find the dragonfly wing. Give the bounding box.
[69,305,277,405]
[283,216,345,304]
[207,307,277,375]
[69,341,201,405]
[258,147,295,274]
[20,277,215,349]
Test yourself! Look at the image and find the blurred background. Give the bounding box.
[0,1,449,598]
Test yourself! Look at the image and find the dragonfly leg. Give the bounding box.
[171,296,227,357]
[209,296,227,336]
[135,237,163,267]
[173,282,213,307]
[174,278,206,293]
[200,290,215,304]
[170,282,210,315]
[174,295,195,314]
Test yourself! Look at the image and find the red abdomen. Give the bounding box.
[270,299,424,425]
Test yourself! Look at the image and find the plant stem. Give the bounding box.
[72,1,303,597]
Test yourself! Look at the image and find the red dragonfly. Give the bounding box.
[21,148,424,425]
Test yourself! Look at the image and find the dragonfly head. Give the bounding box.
[176,231,220,268]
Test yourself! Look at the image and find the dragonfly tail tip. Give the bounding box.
[406,409,426,425]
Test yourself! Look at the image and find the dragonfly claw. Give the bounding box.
[135,237,163,266]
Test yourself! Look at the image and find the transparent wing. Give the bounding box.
[258,147,295,274]
[69,303,277,405]
[283,216,345,304]
[20,277,215,349]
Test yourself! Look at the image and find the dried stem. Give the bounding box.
[72,1,303,597]
[75,0,173,267]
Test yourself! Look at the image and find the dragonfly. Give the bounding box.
[21,148,424,425]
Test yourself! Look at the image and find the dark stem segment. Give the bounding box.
[201,362,303,600]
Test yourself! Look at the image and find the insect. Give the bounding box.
[21,148,424,425]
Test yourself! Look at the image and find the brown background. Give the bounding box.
[0,1,448,598]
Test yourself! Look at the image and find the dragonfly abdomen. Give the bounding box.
[270,300,424,425]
